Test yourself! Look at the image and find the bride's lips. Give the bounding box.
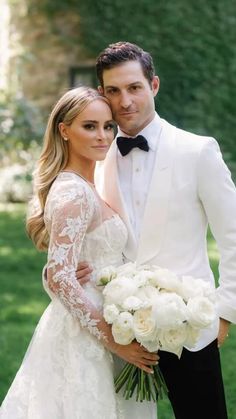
[92,145,110,150]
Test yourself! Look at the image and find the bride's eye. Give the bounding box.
[83,124,95,130]
[105,123,115,131]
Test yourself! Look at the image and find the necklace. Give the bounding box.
[62,169,95,186]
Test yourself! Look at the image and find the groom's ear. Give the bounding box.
[98,85,104,95]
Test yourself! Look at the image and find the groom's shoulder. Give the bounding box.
[167,120,218,152]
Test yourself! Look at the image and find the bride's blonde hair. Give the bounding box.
[26,86,109,251]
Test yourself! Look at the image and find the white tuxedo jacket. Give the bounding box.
[99,118,236,350]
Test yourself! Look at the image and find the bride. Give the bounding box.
[0,86,158,419]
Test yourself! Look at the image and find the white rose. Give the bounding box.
[152,292,188,329]
[103,304,120,324]
[116,311,134,329]
[142,340,160,352]
[180,276,216,302]
[96,265,117,286]
[122,296,147,311]
[103,276,138,305]
[112,312,135,345]
[158,324,187,358]
[186,296,216,328]
[133,308,157,343]
[149,268,181,292]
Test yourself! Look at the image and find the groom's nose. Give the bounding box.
[120,91,132,109]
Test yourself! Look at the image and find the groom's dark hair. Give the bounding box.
[96,41,155,87]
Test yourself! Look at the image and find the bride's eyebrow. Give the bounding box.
[82,120,98,123]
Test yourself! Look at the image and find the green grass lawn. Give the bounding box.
[0,203,235,418]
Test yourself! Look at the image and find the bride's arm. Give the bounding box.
[47,182,158,372]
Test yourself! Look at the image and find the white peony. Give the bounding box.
[135,285,160,305]
[179,276,216,302]
[133,308,157,343]
[133,270,154,287]
[158,324,188,358]
[152,292,188,329]
[149,267,181,292]
[186,296,216,328]
[103,304,120,324]
[103,276,139,305]
[116,262,137,277]
[184,325,200,348]
[122,296,147,311]
[112,312,135,345]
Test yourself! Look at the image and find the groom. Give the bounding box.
[79,42,236,418]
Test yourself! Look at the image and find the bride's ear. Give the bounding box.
[58,122,69,141]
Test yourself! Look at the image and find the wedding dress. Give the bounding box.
[0,172,157,419]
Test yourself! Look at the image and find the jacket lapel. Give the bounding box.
[101,142,137,260]
[136,119,176,264]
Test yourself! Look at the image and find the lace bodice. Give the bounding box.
[44,171,127,340]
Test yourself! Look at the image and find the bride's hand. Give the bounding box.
[76,261,92,285]
[112,340,159,374]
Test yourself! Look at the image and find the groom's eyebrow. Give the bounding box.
[105,81,142,89]
[104,85,119,90]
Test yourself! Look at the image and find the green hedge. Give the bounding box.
[25,1,236,166]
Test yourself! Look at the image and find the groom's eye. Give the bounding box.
[106,87,119,95]
[129,84,142,92]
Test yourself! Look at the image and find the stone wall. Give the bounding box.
[7,2,96,116]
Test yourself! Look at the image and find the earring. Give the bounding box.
[63,137,68,141]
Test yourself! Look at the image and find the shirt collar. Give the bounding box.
[116,112,162,151]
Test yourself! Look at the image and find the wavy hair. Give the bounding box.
[96,41,155,87]
[26,86,108,251]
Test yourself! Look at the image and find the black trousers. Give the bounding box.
[158,340,228,419]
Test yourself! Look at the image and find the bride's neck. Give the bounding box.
[64,161,95,184]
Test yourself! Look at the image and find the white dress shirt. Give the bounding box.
[117,113,162,240]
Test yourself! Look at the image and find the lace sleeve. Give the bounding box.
[46,180,108,341]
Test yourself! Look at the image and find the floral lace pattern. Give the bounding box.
[45,172,126,341]
[0,172,127,419]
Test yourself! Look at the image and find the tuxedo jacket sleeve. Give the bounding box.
[196,137,236,323]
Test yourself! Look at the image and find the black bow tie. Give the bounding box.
[116,135,149,156]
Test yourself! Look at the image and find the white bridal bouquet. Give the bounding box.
[97,263,217,402]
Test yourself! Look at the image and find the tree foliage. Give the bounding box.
[5,0,236,167]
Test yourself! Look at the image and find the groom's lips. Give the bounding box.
[119,111,137,117]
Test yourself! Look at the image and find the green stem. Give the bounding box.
[115,363,133,393]
[124,365,137,399]
[147,372,157,402]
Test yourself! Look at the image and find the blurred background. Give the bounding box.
[0,0,236,417]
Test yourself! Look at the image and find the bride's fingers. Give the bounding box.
[141,357,159,366]
[76,263,92,280]
[142,352,159,361]
[138,350,159,361]
[135,363,154,374]
[130,353,158,366]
